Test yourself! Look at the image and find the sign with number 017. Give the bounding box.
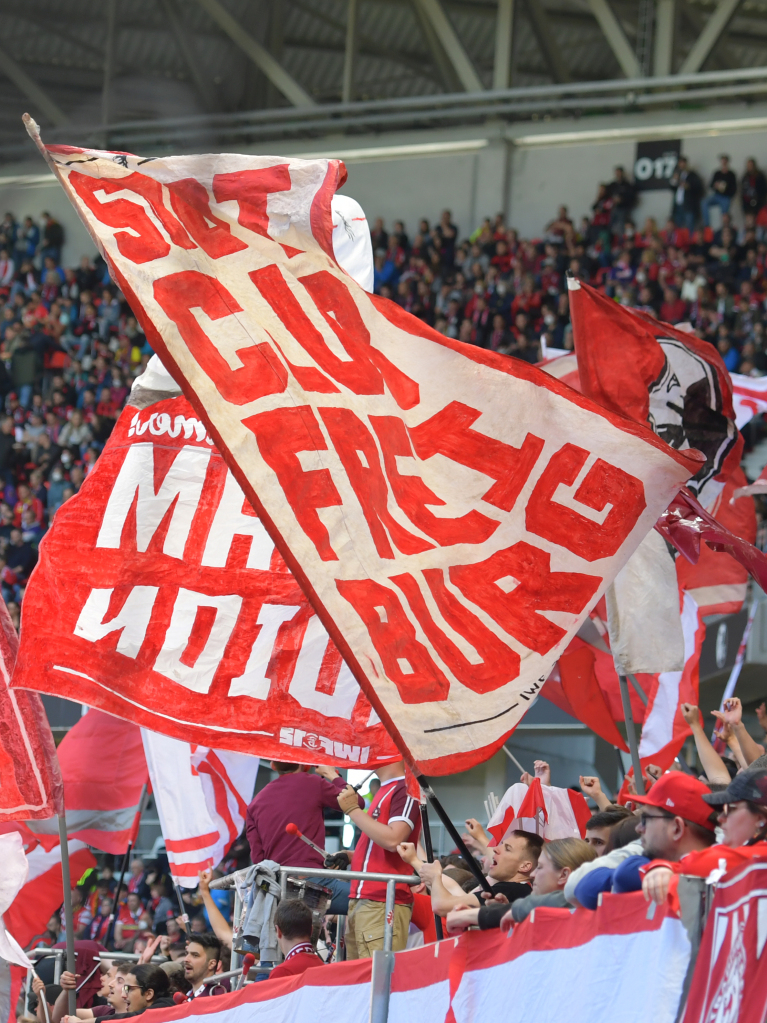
[634,139,681,192]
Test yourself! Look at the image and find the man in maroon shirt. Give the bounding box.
[245,761,363,913]
[267,901,324,982]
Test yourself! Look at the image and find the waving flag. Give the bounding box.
[26,709,147,854]
[0,593,62,823]
[486,780,589,842]
[28,126,703,774]
[142,729,258,886]
[568,277,740,510]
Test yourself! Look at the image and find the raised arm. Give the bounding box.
[681,704,731,785]
[198,869,233,949]
[713,698,765,766]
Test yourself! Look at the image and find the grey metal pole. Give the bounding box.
[618,675,645,796]
[230,889,242,980]
[53,950,63,984]
[336,915,346,962]
[57,814,77,1016]
[383,879,395,953]
[369,948,394,1023]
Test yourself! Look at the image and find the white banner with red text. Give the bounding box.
[33,133,703,772]
[12,394,397,767]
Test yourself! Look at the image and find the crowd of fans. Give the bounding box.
[14,693,767,1023]
[372,154,767,379]
[0,211,152,622]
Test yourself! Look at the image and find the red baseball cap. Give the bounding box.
[630,773,716,831]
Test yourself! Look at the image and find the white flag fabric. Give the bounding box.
[141,730,259,887]
[605,528,685,675]
[35,126,703,774]
[0,833,32,968]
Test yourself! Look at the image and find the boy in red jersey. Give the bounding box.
[337,760,421,959]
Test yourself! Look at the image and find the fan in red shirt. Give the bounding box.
[337,760,422,959]
[268,900,324,982]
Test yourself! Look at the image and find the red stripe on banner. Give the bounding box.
[390,938,454,992]
[167,858,216,876]
[204,750,249,819]
[165,832,220,853]
[196,762,237,846]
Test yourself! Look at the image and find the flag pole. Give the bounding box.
[173,882,193,939]
[57,813,77,1016]
[711,596,758,744]
[418,778,493,893]
[105,783,148,949]
[418,804,443,940]
[618,676,645,796]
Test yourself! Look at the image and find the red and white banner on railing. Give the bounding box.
[30,131,702,772]
[115,893,689,1023]
[13,395,397,767]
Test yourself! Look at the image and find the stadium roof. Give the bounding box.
[2,0,767,162]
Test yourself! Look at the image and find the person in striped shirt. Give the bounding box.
[337,761,421,959]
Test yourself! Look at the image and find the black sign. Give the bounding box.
[699,607,749,681]
[634,139,681,191]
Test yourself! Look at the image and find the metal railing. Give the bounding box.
[211,863,420,975]
[7,65,767,161]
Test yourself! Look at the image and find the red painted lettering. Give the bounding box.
[409,401,544,513]
[319,407,433,559]
[212,165,292,239]
[70,170,183,263]
[153,270,287,406]
[301,272,420,410]
[450,541,601,656]
[167,178,248,259]
[526,444,646,561]
[370,415,500,546]
[248,266,419,409]
[391,571,520,694]
[241,406,342,562]
[335,578,450,703]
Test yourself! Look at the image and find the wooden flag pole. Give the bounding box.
[618,676,645,796]
[57,813,77,1016]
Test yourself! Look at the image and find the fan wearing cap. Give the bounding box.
[575,774,718,905]
[642,768,767,905]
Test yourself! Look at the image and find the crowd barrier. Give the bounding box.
[108,891,692,1023]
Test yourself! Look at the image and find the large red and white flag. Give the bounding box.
[142,729,258,886]
[29,130,703,773]
[0,594,62,823]
[12,377,397,768]
[26,709,147,854]
[3,837,95,950]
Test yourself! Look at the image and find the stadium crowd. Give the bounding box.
[19,691,767,1023]
[1,152,767,621]
[372,154,767,379]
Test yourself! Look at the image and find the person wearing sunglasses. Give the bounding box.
[109,966,173,1018]
[569,773,717,909]
[642,768,767,905]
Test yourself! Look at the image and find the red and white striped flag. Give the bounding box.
[487,779,589,843]
[27,710,147,854]
[141,730,259,886]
